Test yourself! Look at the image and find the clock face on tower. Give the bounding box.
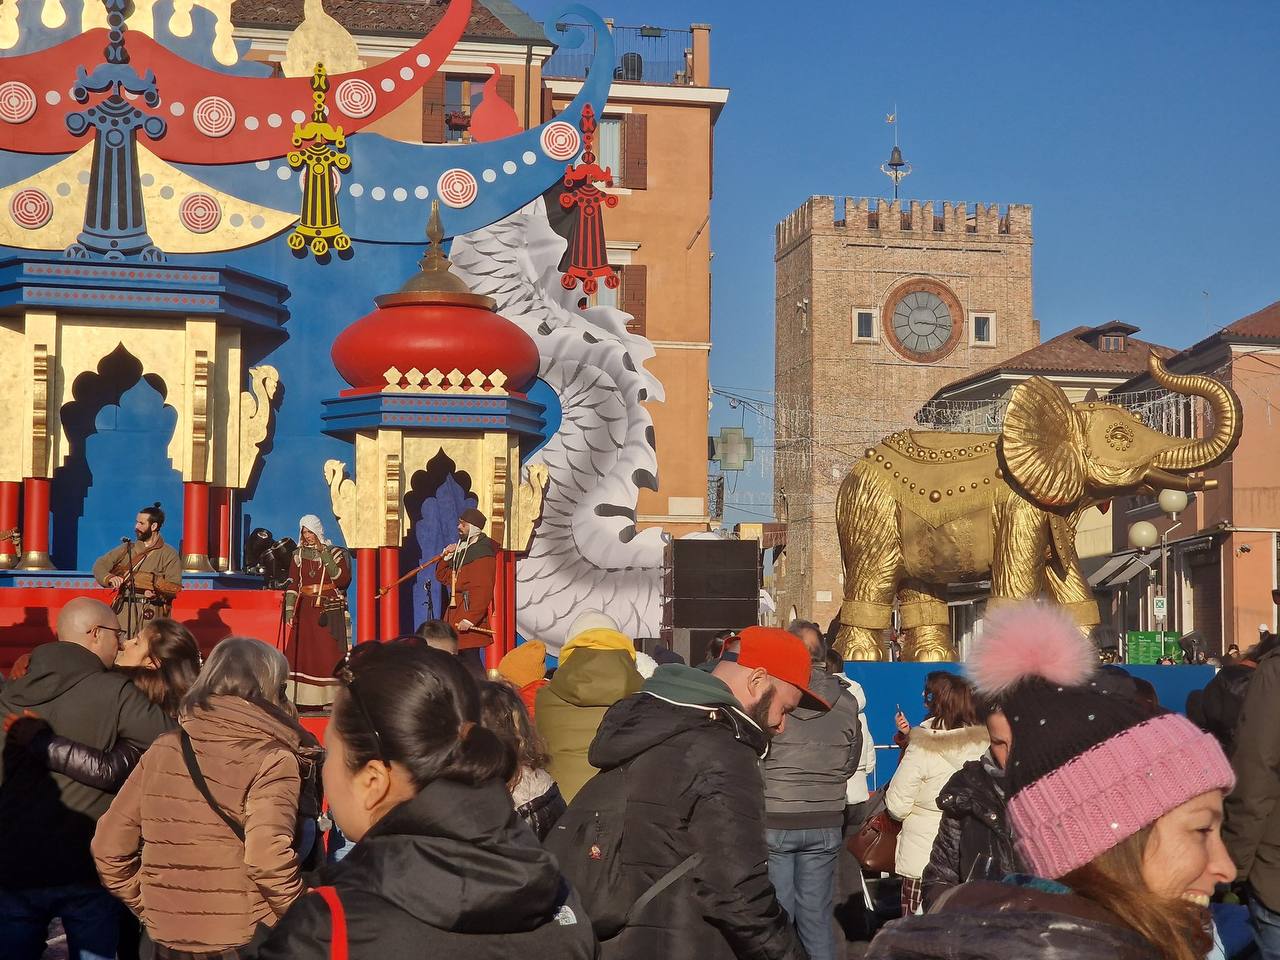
[881,280,964,362]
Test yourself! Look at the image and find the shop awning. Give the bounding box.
[1100,551,1159,587]
[1088,553,1141,588]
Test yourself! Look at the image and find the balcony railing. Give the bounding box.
[542,24,694,86]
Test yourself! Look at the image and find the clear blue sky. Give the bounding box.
[519,0,1280,528]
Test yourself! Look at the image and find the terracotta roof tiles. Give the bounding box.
[232,0,540,41]
[938,324,1175,397]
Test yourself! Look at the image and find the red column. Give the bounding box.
[18,477,52,570]
[355,548,377,643]
[487,550,506,671]
[182,481,212,572]
[209,486,232,572]
[378,546,399,640]
[0,480,20,569]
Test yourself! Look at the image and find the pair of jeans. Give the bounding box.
[0,883,122,960]
[1249,893,1280,960]
[766,826,842,960]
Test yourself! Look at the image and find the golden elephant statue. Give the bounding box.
[834,355,1241,661]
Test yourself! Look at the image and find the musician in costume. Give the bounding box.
[92,502,182,639]
[283,515,351,707]
[434,507,497,667]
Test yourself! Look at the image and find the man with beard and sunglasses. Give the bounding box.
[547,626,828,960]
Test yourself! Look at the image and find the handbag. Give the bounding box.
[847,791,901,874]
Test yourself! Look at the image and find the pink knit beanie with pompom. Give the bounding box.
[967,601,1234,880]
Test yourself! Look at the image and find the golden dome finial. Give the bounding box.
[398,200,473,295]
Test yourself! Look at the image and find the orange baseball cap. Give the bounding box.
[726,626,830,710]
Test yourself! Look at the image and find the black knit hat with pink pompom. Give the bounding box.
[966,601,1233,879]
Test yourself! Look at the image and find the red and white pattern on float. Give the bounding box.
[178,192,221,233]
[334,79,377,119]
[192,96,236,138]
[10,188,52,228]
[540,121,581,161]
[436,168,478,208]
[0,81,37,124]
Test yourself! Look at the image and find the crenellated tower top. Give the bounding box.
[775,197,1032,258]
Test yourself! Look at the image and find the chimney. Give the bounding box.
[691,24,711,86]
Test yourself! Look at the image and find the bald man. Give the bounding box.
[0,597,171,960]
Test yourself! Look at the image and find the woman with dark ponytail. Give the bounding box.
[255,641,597,960]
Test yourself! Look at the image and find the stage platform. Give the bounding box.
[0,570,287,669]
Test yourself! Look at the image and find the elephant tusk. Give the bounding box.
[1142,467,1206,492]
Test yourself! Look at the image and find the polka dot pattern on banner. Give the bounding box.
[193,96,235,138]
[292,109,307,123]
[399,66,414,81]
[178,192,221,233]
[0,81,37,124]
[540,120,581,161]
[502,160,517,175]
[380,78,395,93]
[482,169,497,182]
[416,53,431,68]
[335,78,377,119]
[268,113,282,127]
[10,188,53,229]
[436,168,478,208]
[44,90,61,106]
[414,185,429,199]
[169,101,185,117]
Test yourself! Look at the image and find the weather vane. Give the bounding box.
[880,107,911,200]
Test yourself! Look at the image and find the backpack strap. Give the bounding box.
[314,886,348,960]
[623,852,703,926]
[179,730,245,842]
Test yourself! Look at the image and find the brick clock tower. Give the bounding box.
[773,196,1037,629]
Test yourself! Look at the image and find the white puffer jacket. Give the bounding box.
[835,673,876,803]
[884,719,990,879]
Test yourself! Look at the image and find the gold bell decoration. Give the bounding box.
[287,63,352,258]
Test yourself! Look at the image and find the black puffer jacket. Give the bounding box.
[866,879,1162,960]
[1201,661,1255,751]
[547,664,804,960]
[920,752,1024,907]
[253,777,596,960]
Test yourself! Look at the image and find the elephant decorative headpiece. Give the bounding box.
[834,355,1240,662]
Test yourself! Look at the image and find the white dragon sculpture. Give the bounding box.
[449,198,666,654]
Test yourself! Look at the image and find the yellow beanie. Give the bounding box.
[498,640,547,688]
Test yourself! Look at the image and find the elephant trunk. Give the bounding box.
[1146,354,1241,475]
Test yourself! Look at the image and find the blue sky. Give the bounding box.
[519,0,1280,528]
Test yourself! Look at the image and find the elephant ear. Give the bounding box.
[1001,377,1086,507]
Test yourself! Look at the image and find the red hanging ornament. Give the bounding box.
[559,104,620,295]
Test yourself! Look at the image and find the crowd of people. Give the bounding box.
[0,594,1276,960]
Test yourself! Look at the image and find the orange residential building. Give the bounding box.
[233,5,727,538]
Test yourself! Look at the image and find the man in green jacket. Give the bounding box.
[0,597,171,960]
[536,613,644,802]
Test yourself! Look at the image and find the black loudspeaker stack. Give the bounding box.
[660,539,760,663]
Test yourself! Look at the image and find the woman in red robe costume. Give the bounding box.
[283,514,351,707]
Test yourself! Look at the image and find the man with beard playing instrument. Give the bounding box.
[92,502,182,640]
[434,506,497,672]
[546,626,826,960]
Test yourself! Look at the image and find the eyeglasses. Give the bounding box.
[93,625,128,643]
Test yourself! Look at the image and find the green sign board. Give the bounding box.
[1125,630,1183,665]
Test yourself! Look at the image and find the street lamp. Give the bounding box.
[1127,491,1188,659]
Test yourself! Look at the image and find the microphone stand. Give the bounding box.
[121,538,137,640]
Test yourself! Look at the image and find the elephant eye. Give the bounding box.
[1104,423,1135,452]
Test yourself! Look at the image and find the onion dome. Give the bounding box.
[331,202,539,393]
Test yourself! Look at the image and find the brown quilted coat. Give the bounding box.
[92,695,316,952]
